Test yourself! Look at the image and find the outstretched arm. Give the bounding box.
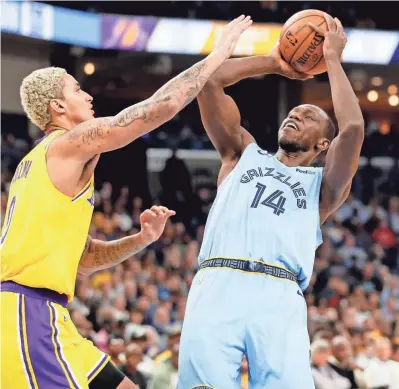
[197,43,311,173]
[78,206,175,275]
[311,16,364,222]
[50,16,252,163]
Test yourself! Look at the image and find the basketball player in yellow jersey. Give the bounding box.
[0,16,253,389]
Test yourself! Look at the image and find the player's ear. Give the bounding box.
[317,138,330,152]
[49,99,66,114]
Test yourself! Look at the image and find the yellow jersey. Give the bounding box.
[0,130,95,301]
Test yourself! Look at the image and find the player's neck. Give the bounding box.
[275,148,314,167]
[45,118,76,134]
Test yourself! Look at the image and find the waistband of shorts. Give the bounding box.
[1,281,68,307]
[198,257,298,284]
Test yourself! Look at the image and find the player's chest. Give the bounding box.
[234,164,317,215]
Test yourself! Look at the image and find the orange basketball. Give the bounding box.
[279,10,329,75]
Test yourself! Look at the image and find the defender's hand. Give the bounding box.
[213,15,253,59]
[309,14,347,61]
[269,42,314,80]
[139,206,176,243]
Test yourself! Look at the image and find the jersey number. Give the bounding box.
[250,183,286,216]
[1,196,16,245]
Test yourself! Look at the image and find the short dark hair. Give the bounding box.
[325,116,337,142]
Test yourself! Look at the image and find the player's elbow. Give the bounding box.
[341,120,365,138]
[77,266,94,276]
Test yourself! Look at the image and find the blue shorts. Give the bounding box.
[178,261,314,389]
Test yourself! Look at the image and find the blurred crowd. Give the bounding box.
[2,133,399,389]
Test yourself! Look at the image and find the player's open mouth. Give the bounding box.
[285,122,299,131]
[284,122,299,131]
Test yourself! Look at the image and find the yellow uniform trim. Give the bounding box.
[47,302,76,389]
[21,295,39,389]
[87,356,110,383]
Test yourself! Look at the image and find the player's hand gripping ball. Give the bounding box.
[279,10,346,75]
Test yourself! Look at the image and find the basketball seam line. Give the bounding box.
[280,14,325,62]
[287,19,326,64]
[306,54,324,73]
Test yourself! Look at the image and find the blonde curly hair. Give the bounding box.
[20,67,67,130]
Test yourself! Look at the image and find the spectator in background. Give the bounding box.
[148,343,179,389]
[121,344,148,389]
[328,336,365,388]
[363,337,399,388]
[311,339,351,389]
[387,197,399,236]
[159,148,193,226]
[107,334,125,368]
[154,324,182,365]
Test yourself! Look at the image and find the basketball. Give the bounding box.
[279,10,329,75]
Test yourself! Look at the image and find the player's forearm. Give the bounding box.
[78,234,151,275]
[208,55,277,88]
[325,56,364,134]
[65,52,227,159]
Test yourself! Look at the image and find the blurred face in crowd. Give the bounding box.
[136,296,151,315]
[389,197,399,212]
[108,337,125,358]
[144,284,159,303]
[376,338,392,361]
[114,295,127,311]
[124,281,137,299]
[351,332,364,351]
[155,268,167,283]
[154,307,170,325]
[333,339,353,364]
[126,344,143,370]
[368,291,380,309]
[311,345,331,367]
[167,333,181,351]
[133,197,143,209]
[130,309,144,325]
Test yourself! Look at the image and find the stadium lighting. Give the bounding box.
[84,62,95,75]
[371,76,383,86]
[388,95,399,107]
[387,84,398,95]
[367,90,378,102]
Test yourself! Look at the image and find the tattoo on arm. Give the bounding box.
[68,59,214,152]
[79,235,149,274]
[113,62,210,128]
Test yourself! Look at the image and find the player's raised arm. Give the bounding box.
[78,206,175,275]
[197,38,311,172]
[51,16,252,162]
[309,15,364,221]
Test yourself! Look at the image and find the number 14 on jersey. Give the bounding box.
[250,183,286,216]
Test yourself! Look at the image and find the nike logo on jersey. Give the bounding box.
[297,290,304,298]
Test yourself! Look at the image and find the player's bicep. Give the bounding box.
[197,85,247,160]
[321,128,363,210]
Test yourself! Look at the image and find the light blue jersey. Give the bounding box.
[179,142,322,389]
[199,142,323,290]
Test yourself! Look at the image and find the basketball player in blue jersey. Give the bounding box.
[1,16,253,389]
[178,15,363,389]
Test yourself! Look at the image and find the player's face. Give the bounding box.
[60,74,95,124]
[278,104,329,154]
